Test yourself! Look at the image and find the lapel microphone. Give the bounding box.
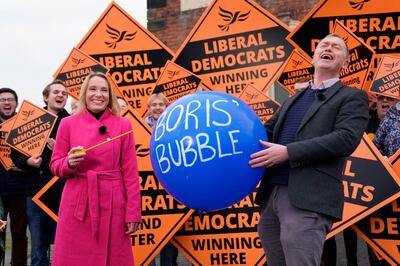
[99,126,107,135]
[315,90,326,101]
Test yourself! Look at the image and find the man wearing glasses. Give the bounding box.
[0,88,28,266]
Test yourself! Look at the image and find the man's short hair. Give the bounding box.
[0,87,18,103]
[147,93,168,107]
[324,33,349,57]
[42,79,66,98]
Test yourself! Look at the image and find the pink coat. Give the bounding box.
[50,109,141,266]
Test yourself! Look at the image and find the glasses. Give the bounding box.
[0,98,16,103]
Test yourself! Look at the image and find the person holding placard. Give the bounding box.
[145,93,180,266]
[0,87,27,266]
[11,80,69,266]
[50,72,141,266]
[250,33,369,266]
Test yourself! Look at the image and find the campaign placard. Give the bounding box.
[287,0,400,88]
[6,100,57,157]
[287,0,400,58]
[369,55,400,99]
[352,150,400,265]
[0,117,16,170]
[53,47,108,100]
[151,60,202,104]
[172,190,266,266]
[332,20,375,90]
[238,84,280,123]
[276,50,314,94]
[77,2,174,116]
[354,199,400,265]
[327,135,400,238]
[122,107,193,266]
[173,0,293,97]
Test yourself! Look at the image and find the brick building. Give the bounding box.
[147,0,319,52]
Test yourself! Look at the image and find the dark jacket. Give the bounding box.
[11,108,69,211]
[0,114,26,196]
[255,81,369,220]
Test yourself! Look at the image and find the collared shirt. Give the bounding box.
[310,77,339,90]
[145,115,156,128]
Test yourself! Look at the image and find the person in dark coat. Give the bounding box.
[0,87,28,266]
[11,80,69,266]
[249,34,369,266]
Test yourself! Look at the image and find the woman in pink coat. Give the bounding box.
[50,72,141,266]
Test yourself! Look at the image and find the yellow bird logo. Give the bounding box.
[104,24,137,49]
[217,7,250,32]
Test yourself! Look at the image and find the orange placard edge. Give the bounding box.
[77,1,174,56]
[6,100,57,157]
[351,225,398,265]
[286,0,326,56]
[138,210,195,266]
[172,0,292,92]
[275,49,313,94]
[327,136,400,238]
[332,20,376,90]
[32,176,60,222]
[368,55,400,99]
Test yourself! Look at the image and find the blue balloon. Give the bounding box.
[150,91,267,212]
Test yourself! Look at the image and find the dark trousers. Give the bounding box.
[258,185,333,266]
[148,242,178,266]
[27,197,56,266]
[2,195,27,266]
[344,227,358,265]
[160,242,178,266]
[321,237,336,266]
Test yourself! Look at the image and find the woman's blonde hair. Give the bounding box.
[76,72,120,116]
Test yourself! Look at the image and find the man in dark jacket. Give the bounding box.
[249,34,369,266]
[11,80,69,266]
[0,87,27,266]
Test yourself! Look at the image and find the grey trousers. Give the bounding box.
[257,185,333,266]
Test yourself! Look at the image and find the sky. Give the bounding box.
[0,1,147,112]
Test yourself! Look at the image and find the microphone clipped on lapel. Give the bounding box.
[315,89,326,101]
[99,126,107,135]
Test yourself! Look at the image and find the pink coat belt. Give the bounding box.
[73,169,122,240]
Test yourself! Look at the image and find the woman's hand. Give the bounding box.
[125,222,140,234]
[67,146,86,169]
